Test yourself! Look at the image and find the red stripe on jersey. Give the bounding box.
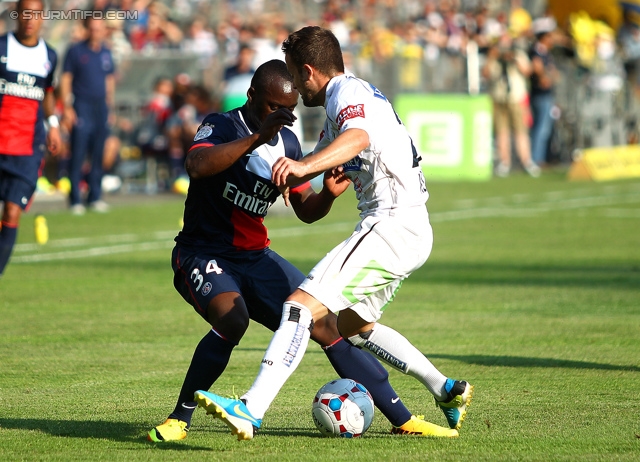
[290,181,311,194]
[230,207,270,251]
[0,95,39,155]
[188,142,213,152]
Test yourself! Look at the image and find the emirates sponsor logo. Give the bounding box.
[0,78,45,101]
[336,104,365,129]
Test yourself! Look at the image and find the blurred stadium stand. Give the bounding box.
[2,0,639,195]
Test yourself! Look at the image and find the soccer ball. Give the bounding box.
[311,378,375,438]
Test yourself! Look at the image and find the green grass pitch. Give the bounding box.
[1,171,639,461]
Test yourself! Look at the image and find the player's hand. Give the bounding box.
[278,184,291,207]
[322,166,351,198]
[257,108,296,144]
[46,127,62,156]
[272,156,308,188]
[62,106,77,129]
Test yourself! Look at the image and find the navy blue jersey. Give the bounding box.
[529,43,554,96]
[62,40,114,102]
[175,108,308,253]
[0,33,57,157]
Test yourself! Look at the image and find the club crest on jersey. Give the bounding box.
[194,124,213,141]
[336,104,365,129]
[342,155,362,172]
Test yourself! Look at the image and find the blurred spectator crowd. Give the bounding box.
[1,0,640,191]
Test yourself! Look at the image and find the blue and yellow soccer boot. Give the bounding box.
[391,415,459,437]
[147,418,189,442]
[436,378,474,430]
[194,390,261,441]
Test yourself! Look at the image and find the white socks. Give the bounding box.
[242,301,313,419]
[348,323,448,401]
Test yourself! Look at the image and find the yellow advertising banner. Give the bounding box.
[568,145,640,181]
[547,0,622,30]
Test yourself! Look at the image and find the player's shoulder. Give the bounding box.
[200,110,237,129]
[193,110,239,143]
[43,40,58,60]
[66,39,82,52]
[333,74,372,96]
[327,75,372,109]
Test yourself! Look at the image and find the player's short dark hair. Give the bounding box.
[251,59,293,92]
[281,26,344,76]
[17,0,45,11]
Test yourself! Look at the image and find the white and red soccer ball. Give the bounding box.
[311,378,375,438]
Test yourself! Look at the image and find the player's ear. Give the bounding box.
[246,86,255,103]
[302,63,314,81]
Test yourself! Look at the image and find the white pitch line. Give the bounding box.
[11,188,640,264]
[12,240,174,263]
[14,233,141,252]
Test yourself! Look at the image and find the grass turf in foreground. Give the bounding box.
[0,173,639,461]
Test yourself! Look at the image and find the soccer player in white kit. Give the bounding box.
[195,26,473,440]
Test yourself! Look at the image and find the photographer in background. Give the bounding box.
[529,19,559,168]
[482,32,540,178]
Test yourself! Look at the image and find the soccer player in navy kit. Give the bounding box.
[196,27,471,441]
[60,16,115,215]
[0,0,61,278]
[148,60,446,442]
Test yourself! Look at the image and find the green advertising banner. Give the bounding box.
[395,94,493,181]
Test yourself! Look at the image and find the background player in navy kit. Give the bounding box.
[148,59,443,442]
[0,0,61,278]
[60,15,115,215]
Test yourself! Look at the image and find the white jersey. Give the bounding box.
[316,73,429,218]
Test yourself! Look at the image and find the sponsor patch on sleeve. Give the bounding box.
[336,104,365,129]
[194,124,214,141]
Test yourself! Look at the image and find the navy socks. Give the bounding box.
[169,329,236,426]
[0,222,18,276]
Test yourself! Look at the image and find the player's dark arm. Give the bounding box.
[43,89,62,155]
[185,133,265,179]
[105,74,116,112]
[289,168,351,224]
[186,108,296,179]
[59,71,76,126]
[42,87,56,119]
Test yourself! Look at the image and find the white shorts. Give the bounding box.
[299,207,433,323]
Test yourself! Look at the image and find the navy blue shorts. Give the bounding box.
[0,154,42,210]
[172,245,305,331]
